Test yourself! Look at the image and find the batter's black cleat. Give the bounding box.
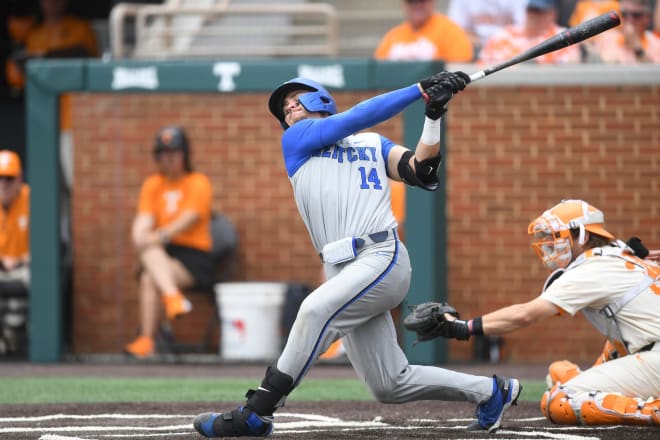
[467,375,522,433]
[193,406,273,438]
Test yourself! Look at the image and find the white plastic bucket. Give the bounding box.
[215,282,286,361]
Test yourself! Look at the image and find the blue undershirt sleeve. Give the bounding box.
[282,84,422,176]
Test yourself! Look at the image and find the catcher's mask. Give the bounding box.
[527,199,615,271]
[153,126,192,172]
[268,77,337,129]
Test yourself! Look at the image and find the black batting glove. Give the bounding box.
[424,84,453,119]
[419,71,470,101]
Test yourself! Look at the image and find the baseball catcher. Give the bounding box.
[404,199,660,427]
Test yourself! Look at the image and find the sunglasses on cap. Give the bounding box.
[0,176,17,182]
[621,10,647,19]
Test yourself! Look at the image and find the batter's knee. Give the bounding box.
[294,299,328,329]
[365,372,408,404]
[368,383,399,404]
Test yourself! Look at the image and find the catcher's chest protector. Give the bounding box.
[570,244,660,353]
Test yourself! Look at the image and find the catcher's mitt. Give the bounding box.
[403,302,468,342]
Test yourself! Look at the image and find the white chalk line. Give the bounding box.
[0,414,192,422]
[40,436,93,440]
[1,411,619,440]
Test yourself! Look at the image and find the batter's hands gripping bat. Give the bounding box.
[469,10,621,83]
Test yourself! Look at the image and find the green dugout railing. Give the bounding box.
[26,58,448,364]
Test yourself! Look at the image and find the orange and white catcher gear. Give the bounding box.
[541,383,660,426]
[545,339,627,390]
[528,199,614,271]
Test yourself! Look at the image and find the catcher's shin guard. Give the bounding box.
[541,385,660,426]
[246,366,295,416]
[540,384,579,425]
[580,393,660,426]
[545,360,581,388]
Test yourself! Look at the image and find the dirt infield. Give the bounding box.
[2,400,658,439]
[1,361,659,439]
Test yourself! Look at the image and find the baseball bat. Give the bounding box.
[469,10,621,82]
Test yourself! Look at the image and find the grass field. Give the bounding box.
[0,377,547,404]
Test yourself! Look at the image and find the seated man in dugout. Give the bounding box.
[125,126,214,358]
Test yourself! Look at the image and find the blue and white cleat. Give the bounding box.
[193,406,273,438]
[467,375,522,433]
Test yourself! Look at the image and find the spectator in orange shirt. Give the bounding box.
[6,0,99,94]
[0,150,29,289]
[590,0,660,62]
[374,0,473,62]
[479,0,581,65]
[125,127,214,359]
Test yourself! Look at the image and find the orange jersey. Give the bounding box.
[0,184,30,259]
[137,172,213,252]
[374,13,474,62]
[479,24,581,65]
[25,16,99,57]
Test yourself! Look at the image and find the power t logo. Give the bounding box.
[213,62,241,92]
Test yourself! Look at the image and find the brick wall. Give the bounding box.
[69,83,659,363]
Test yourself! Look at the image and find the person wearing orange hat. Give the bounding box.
[415,199,660,427]
[0,150,30,288]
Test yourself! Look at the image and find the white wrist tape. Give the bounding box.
[420,116,441,145]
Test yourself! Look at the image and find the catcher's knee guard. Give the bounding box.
[545,360,581,388]
[580,393,660,426]
[541,384,578,425]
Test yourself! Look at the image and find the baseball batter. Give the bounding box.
[427,199,660,426]
[193,72,522,437]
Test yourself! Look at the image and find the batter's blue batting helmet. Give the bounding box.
[268,77,337,129]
